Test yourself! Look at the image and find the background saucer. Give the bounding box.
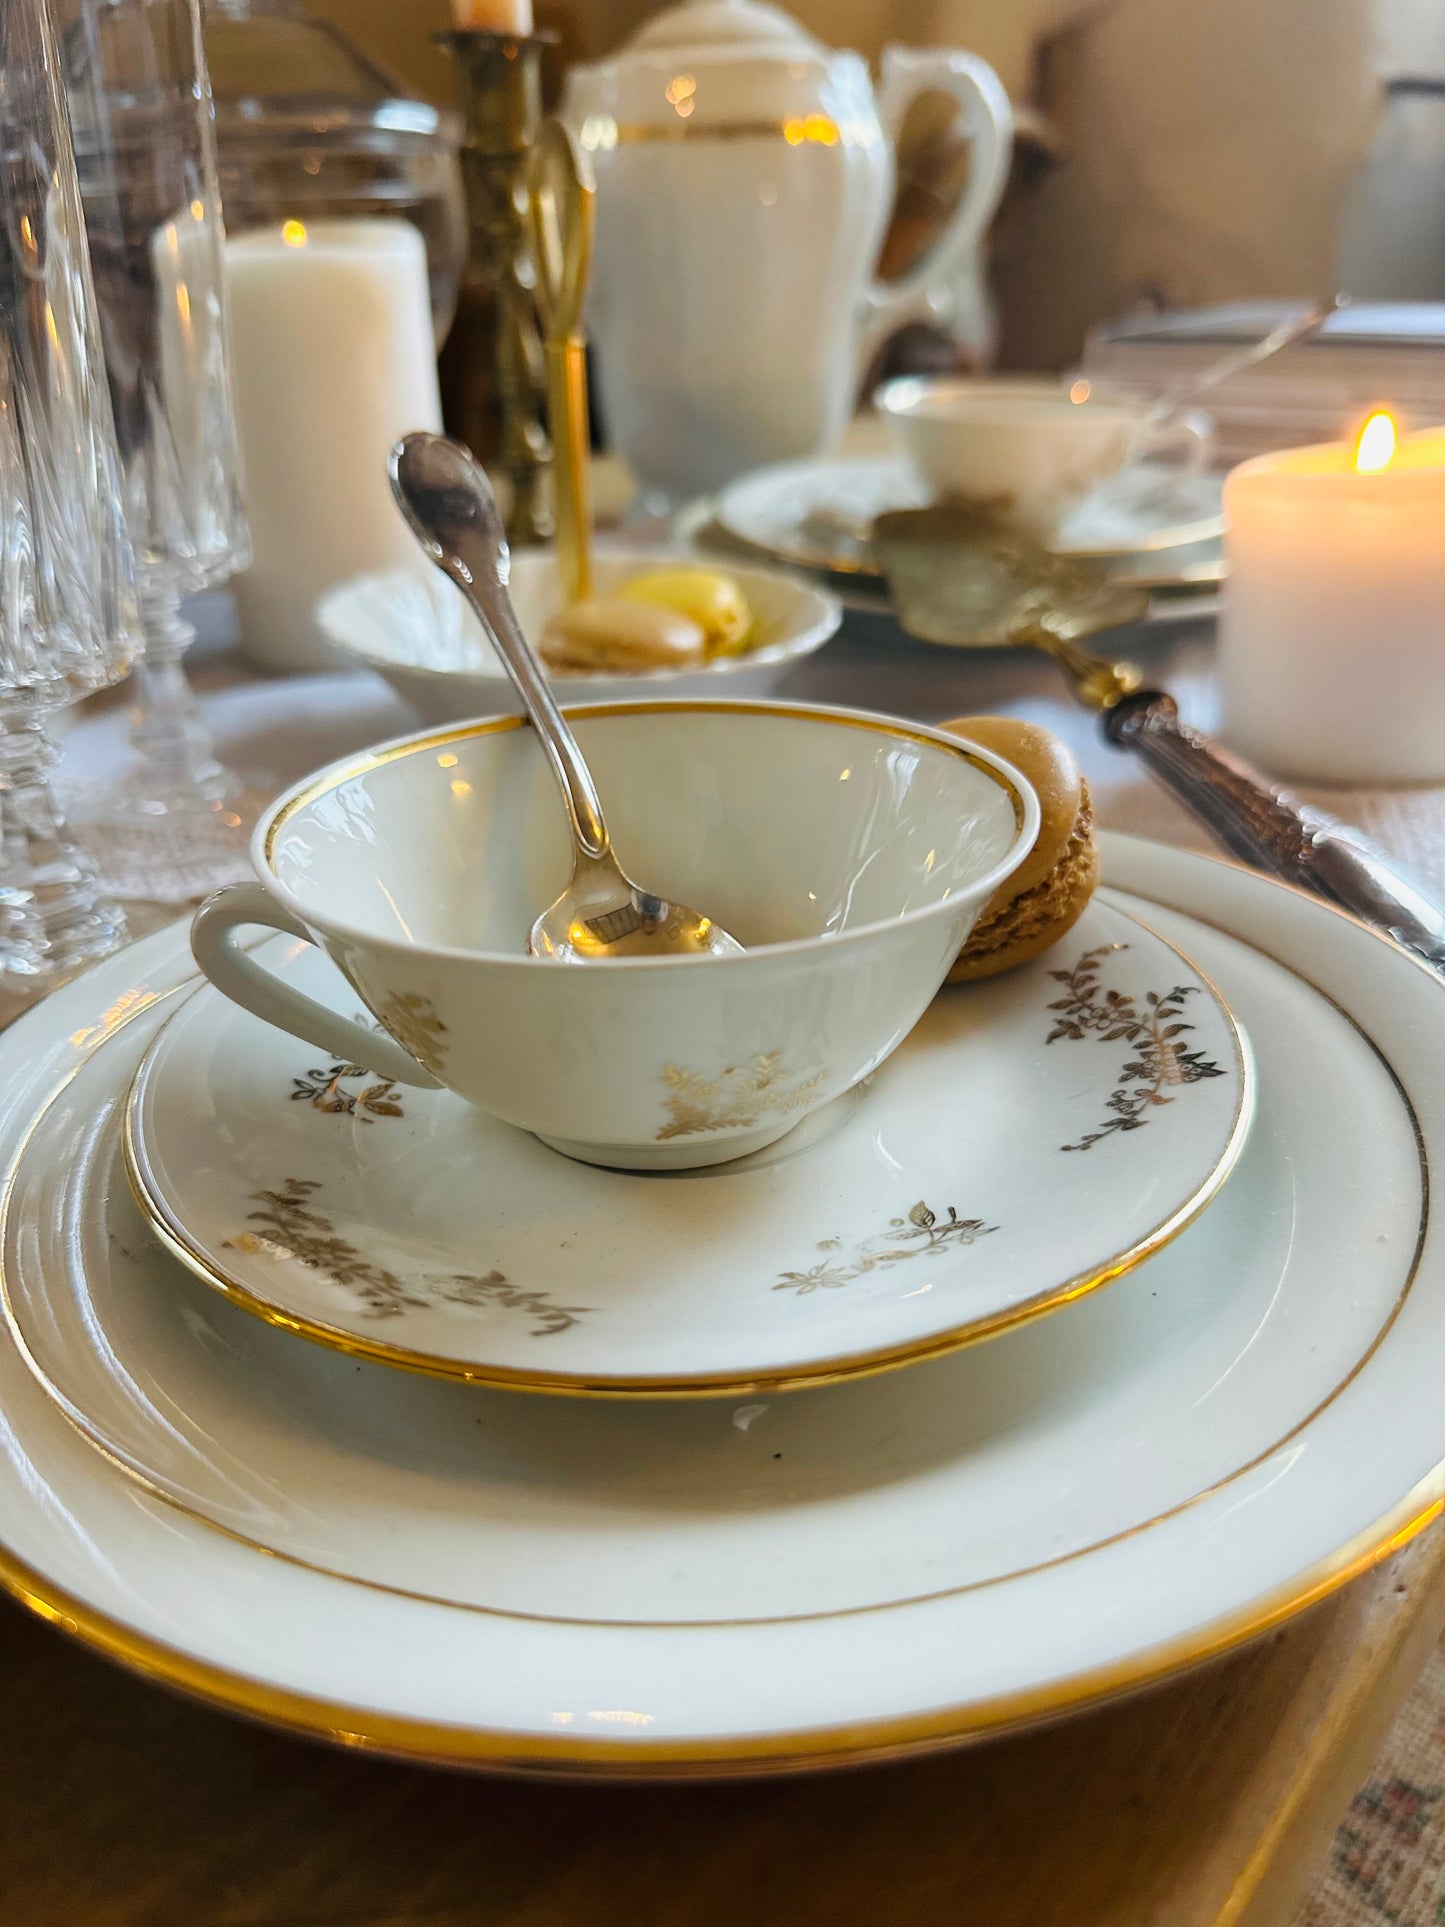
[712,454,1227,577]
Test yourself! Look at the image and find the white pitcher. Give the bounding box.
[564,0,1012,500]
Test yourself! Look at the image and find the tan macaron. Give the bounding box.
[942,716,1099,982]
[539,596,707,672]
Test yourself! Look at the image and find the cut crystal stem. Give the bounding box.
[128,578,232,808]
[0,702,128,985]
[63,586,260,902]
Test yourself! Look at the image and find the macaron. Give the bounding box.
[941,715,1098,982]
[539,595,707,672]
[617,567,754,655]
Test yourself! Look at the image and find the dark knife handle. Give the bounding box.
[1104,688,1445,973]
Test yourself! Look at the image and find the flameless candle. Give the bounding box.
[225,218,443,673]
[451,0,533,32]
[1220,418,1445,783]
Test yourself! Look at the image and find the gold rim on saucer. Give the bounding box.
[121,904,1253,1399]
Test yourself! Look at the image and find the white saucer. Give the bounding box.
[0,836,1441,1777]
[713,455,1227,577]
[124,898,1250,1394]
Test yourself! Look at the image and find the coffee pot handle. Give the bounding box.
[859,48,1013,366]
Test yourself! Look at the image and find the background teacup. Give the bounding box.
[878,376,1213,539]
[191,703,1038,1172]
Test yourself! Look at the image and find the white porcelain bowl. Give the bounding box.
[316,549,842,722]
[192,701,1039,1171]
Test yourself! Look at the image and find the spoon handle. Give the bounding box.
[453,535,610,862]
[1105,688,1445,973]
[1143,296,1341,420]
[389,433,610,860]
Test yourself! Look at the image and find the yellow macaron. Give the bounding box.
[616,568,754,655]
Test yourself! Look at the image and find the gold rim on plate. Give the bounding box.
[0,1462,1439,1779]
[5,914,1414,1643]
[0,871,1436,1773]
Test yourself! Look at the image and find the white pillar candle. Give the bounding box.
[225,218,442,673]
[1220,421,1445,783]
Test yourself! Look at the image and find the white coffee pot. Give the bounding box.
[563,0,1012,500]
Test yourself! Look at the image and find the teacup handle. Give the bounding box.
[191,882,442,1090]
[858,47,1013,365]
[1134,405,1213,475]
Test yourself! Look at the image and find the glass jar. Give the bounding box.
[203,0,467,343]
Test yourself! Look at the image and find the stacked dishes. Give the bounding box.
[684,395,1228,613]
[1,703,1442,1775]
[705,452,1225,592]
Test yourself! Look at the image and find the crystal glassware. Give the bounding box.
[203,0,466,344]
[57,0,253,901]
[0,0,138,987]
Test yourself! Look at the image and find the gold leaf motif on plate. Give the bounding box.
[1044,944,1227,1151]
[224,1178,590,1335]
[774,1200,996,1296]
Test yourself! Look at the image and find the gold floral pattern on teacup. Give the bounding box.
[1045,944,1227,1152]
[374,991,449,1073]
[656,1051,823,1141]
[226,1178,591,1335]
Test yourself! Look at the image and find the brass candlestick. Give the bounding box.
[525,119,594,605]
[438,28,554,544]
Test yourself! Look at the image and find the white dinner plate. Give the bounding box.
[713,455,1227,577]
[123,899,1249,1394]
[0,836,1440,1778]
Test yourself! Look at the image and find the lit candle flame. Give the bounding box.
[1068,379,1092,405]
[1354,410,1396,473]
[282,219,307,249]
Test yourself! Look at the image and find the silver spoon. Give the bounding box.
[1139,293,1345,422]
[389,432,743,962]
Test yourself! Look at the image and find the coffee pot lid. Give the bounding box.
[625,0,822,57]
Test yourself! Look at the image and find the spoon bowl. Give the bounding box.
[529,855,739,962]
[388,431,743,961]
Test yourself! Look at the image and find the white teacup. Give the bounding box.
[192,702,1038,1171]
[877,376,1211,538]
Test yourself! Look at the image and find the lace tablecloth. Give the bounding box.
[56,592,1445,1927]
